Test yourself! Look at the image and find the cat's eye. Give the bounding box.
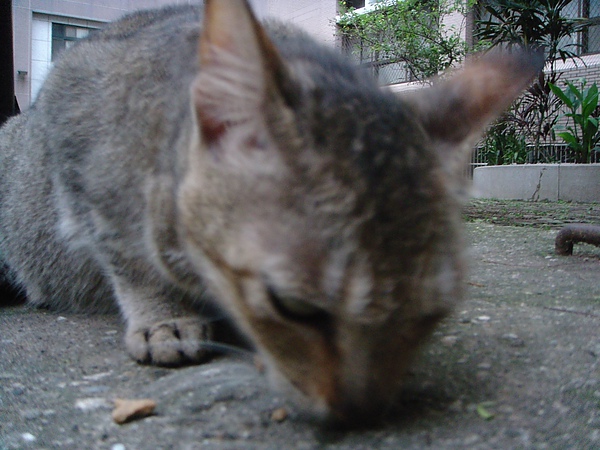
[266,285,329,324]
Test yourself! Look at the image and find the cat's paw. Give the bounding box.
[125,318,213,366]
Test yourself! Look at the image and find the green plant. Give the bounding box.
[481,117,529,165]
[338,0,470,83]
[476,0,583,63]
[475,0,586,156]
[549,79,600,163]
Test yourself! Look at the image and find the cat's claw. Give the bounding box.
[125,318,213,366]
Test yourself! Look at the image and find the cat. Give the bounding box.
[0,0,540,423]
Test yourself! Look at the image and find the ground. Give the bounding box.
[0,200,599,449]
[464,199,600,228]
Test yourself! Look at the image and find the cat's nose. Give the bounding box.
[324,390,392,427]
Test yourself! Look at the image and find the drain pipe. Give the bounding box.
[555,224,600,256]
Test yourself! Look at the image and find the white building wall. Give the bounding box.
[12,0,198,108]
[442,10,468,42]
[12,0,341,108]
[264,0,338,46]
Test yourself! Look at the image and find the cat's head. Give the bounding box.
[179,0,541,424]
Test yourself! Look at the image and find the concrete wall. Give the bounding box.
[473,164,600,203]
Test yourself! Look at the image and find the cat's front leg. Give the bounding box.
[110,275,213,366]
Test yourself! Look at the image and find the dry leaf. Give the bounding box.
[112,398,156,424]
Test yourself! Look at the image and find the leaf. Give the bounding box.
[556,131,580,150]
[567,82,583,103]
[476,403,495,421]
[583,102,598,119]
[586,83,599,104]
[549,83,574,110]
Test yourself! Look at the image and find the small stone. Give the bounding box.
[75,397,110,412]
[441,336,458,347]
[111,444,126,450]
[82,371,112,381]
[21,409,42,420]
[21,433,36,442]
[501,333,525,347]
[270,407,288,423]
[463,434,481,445]
[12,386,25,396]
[80,385,109,394]
[476,315,490,322]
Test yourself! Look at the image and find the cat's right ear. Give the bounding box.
[193,0,291,148]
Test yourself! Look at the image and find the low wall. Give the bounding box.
[472,164,600,203]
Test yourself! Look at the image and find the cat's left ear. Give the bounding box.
[193,0,293,147]
[411,51,543,147]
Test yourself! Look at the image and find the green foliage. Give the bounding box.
[550,79,600,163]
[481,118,529,165]
[338,0,470,82]
[475,0,585,159]
[476,0,584,64]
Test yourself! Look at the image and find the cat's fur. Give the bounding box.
[0,0,540,423]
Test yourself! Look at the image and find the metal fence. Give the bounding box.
[465,143,600,179]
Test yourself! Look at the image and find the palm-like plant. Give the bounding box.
[550,80,600,163]
[476,0,583,62]
[475,0,586,160]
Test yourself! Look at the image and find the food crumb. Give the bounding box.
[270,407,288,423]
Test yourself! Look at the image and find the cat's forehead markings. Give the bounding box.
[320,244,353,301]
[345,264,378,319]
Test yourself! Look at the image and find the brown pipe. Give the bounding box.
[555,224,600,256]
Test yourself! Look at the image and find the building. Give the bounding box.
[10,0,600,110]
[11,0,339,109]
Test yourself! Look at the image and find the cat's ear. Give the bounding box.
[413,51,543,145]
[193,0,291,146]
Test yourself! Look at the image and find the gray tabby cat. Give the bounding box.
[0,0,539,423]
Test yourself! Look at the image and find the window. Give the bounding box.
[582,0,600,54]
[346,0,366,8]
[30,14,102,102]
[342,35,414,84]
[51,23,91,61]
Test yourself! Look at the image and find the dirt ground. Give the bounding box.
[1,200,599,449]
[464,199,600,229]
